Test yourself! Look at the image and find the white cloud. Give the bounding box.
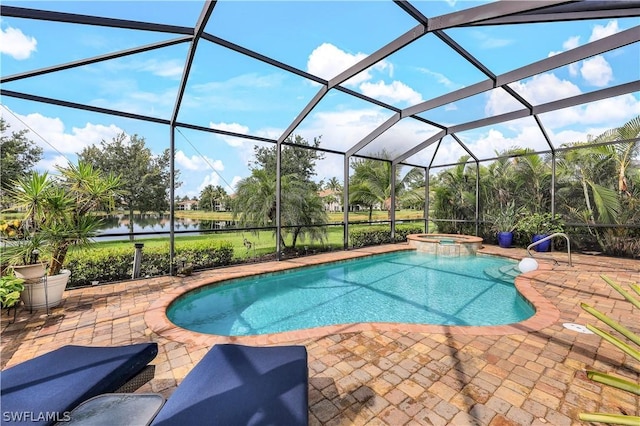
[298,107,391,154]
[589,20,619,42]
[106,57,184,80]
[359,80,423,106]
[580,55,613,87]
[563,36,581,50]
[548,21,618,84]
[196,172,239,195]
[0,26,37,60]
[487,73,582,115]
[37,155,71,173]
[470,31,514,49]
[138,58,184,79]
[197,173,221,192]
[417,68,460,89]
[210,121,250,147]
[539,93,640,129]
[175,150,224,172]
[228,176,243,193]
[0,109,123,155]
[306,43,390,86]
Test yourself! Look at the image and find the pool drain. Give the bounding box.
[563,323,593,334]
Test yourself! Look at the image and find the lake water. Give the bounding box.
[95,215,235,240]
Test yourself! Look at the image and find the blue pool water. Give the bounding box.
[167,251,534,336]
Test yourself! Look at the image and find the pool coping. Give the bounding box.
[144,245,560,346]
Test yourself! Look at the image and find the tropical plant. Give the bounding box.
[0,274,25,309]
[511,149,553,213]
[200,184,228,212]
[486,200,522,233]
[578,275,640,425]
[6,161,122,276]
[232,135,328,249]
[516,212,564,237]
[349,152,423,221]
[430,156,477,233]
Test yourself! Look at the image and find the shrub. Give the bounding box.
[349,225,423,248]
[64,240,234,287]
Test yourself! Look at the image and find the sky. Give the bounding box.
[1,1,639,198]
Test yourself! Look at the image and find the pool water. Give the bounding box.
[167,251,535,336]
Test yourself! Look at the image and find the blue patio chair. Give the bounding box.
[1,342,158,426]
[150,344,308,426]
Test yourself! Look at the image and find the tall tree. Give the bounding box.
[200,184,228,211]
[232,135,328,249]
[322,177,343,211]
[77,132,179,232]
[349,152,423,221]
[0,119,43,205]
[430,156,477,233]
[511,149,552,213]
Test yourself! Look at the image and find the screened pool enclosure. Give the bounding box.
[1,1,639,278]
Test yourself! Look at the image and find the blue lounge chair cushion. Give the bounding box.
[1,343,158,426]
[151,344,308,426]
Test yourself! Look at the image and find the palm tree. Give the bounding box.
[511,149,552,213]
[430,156,477,233]
[349,154,422,221]
[590,115,639,197]
[199,185,217,212]
[232,169,328,249]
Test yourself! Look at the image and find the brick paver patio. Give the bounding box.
[1,243,638,425]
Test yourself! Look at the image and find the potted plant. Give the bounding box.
[487,201,522,248]
[516,212,564,252]
[2,162,121,310]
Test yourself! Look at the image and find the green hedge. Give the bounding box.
[349,225,424,248]
[64,240,234,288]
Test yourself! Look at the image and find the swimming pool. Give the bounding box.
[167,251,534,336]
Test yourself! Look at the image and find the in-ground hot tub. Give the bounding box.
[407,234,483,256]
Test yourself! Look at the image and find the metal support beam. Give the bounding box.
[343,155,350,250]
[472,1,640,25]
[390,163,397,240]
[427,1,575,31]
[168,1,216,270]
[0,5,193,34]
[1,36,192,84]
[394,130,447,165]
[424,167,430,233]
[276,142,282,260]
[169,128,176,276]
[329,24,426,88]
[475,161,480,236]
[396,81,639,164]
[346,113,401,157]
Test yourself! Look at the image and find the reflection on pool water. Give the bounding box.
[167,251,534,336]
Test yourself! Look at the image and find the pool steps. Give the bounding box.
[483,264,521,283]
